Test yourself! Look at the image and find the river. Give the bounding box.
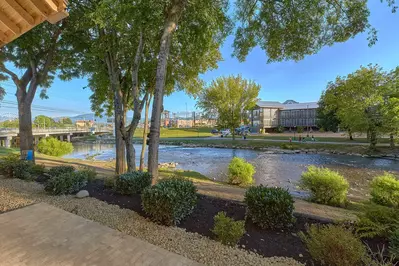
[64,143,399,199]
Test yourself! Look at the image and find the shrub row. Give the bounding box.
[115,171,152,194]
[0,154,46,180]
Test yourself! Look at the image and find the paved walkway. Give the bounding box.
[0,203,200,266]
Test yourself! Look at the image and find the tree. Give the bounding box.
[323,65,394,149]
[60,117,73,125]
[0,119,19,128]
[317,95,341,133]
[0,3,79,161]
[197,75,260,140]
[381,67,399,148]
[34,115,56,128]
[147,0,231,181]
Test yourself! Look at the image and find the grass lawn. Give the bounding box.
[134,127,213,138]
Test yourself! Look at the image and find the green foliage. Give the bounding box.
[197,75,260,138]
[12,161,35,180]
[370,172,399,208]
[114,171,152,195]
[0,154,20,177]
[244,185,295,229]
[104,177,115,188]
[389,229,399,259]
[276,125,284,133]
[48,165,75,177]
[299,224,366,266]
[317,97,340,132]
[0,119,19,128]
[34,115,56,128]
[212,212,245,246]
[300,166,349,206]
[356,204,399,238]
[297,126,304,133]
[45,171,88,195]
[30,164,46,176]
[37,137,74,157]
[280,143,296,150]
[233,0,372,63]
[78,166,97,182]
[228,157,255,186]
[141,178,197,226]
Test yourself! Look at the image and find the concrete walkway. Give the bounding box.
[0,203,200,266]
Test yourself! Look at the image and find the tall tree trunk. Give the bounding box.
[114,93,126,174]
[390,134,395,149]
[125,134,135,172]
[148,1,186,182]
[348,129,354,140]
[17,98,34,161]
[140,95,152,171]
[369,129,377,150]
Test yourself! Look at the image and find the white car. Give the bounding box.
[220,129,230,137]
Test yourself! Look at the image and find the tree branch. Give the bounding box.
[0,63,19,84]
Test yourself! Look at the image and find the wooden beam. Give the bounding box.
[4,0,35,26]
[42,0,58,12]
[0,31,9,43]
[47,10,68,24]
[0,10,20,34]
[30,0,52,17]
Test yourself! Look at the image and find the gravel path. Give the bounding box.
[0,177,302,266]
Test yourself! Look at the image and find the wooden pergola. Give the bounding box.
[0,0,68,47]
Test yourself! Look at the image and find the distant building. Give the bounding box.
[75,120,94,128]
[250,100,319,132]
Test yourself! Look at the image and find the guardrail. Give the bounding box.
[0,127,112,135]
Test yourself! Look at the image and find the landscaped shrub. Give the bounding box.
[300,166,349,206]
[389,229,399,259]
[244,185,295,229]
[299,224,366,266]
[115,171,152,194]
[37,137,74,157]
[78,166,97,182]
[228,157,255,186]
[141,178,197,225]
[370,172,399,208]
[276,125,284,133]
[48,165,75,177]
[212,212,245,246]
[30,163,46,176]
[0,154,20,177]
[12,160,34,180]
[104,176,115,188]
[356,203,399,238]
[45,171,88,195]
[297,126,304,133]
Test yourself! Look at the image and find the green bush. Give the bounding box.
[45,171,88,195]
[297,126,304,133]
[370,172,399,208]
[78,166,97,182]
[244,185,295,229]
[49,165,75,177]
[115,171,152,194]
[212,212,245,246]
[300,166,349,206]
[389,229,399,259]
[356,204,399,238]
[228,157,255,186]
[37,137,74,157]
[0,154,20,177]
[299,224,366,266]
[30,164,46,176]
[141,178,197,225]
[276,125,284,133]
[12,160,34,180]
[104,176,115,188]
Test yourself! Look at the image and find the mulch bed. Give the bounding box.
[85,180,322,264]
[84,180,393,265]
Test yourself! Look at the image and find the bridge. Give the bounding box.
[0,126,112,148]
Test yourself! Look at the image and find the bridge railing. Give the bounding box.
[0,126,112,135]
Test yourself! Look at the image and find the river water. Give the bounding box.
[64,143,399,199]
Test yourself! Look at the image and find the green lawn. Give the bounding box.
[134,127,213,138]
[0,147,18,156]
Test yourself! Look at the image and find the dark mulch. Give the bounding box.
[85,180,319,264]
[84,180,392,265]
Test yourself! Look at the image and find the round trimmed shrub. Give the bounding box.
[370,172,399,208]
[114,171,152,194]
[228,157,255,186]
[78,166,97,182]
[45,171,88,195]
[49,165,75,177]
[212,211,245,246]
[244,185,295,229]
[0,154,20,177]
[37,137,74,157]
[141,178,197,226]
[300,166,349,206]
[13,161,34,180]
[299,224,366,266]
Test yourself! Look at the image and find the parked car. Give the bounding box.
[220,129,230,137]
[211,129,219,134]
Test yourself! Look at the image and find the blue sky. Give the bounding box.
[1,1,399,118]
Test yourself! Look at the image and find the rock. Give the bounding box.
[76,190,89,198]
[291,233,298,237]
[299,254,303,258]
[241,244,245,248]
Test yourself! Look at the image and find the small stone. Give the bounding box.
[76,190,89,198]
[299,254,303,258]
[291,233,298,237]
[241,244,245,248]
